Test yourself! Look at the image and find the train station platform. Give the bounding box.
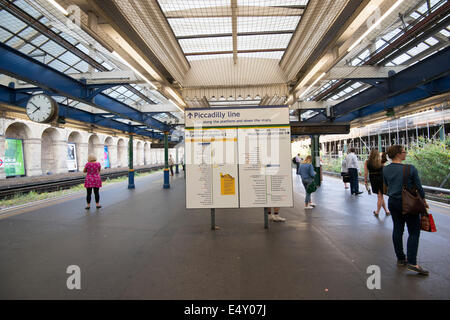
[0,171,449,300]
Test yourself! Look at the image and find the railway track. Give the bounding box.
[0,165,164,200]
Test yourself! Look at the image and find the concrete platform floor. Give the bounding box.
[0,171,449,299]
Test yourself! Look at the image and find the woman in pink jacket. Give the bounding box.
[84,154,102,210]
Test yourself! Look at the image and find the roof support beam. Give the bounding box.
[0,0,156,105]
[231,0,238,64]
[176,30,295,40]
[306,46,450,122]
[0,84,164,139]
[0,42,170,132]
[326,66,407,80]
[185,48,285,56]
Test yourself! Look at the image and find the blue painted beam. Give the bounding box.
[307,46,450,123]
[0,42,170,132]
[0,85,164,140]
[335,76,450,122]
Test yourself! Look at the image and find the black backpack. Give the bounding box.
[292,157,296,164]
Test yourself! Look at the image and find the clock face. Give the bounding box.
[26,94,58,123]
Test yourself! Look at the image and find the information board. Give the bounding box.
[67,143,78,171]
[4,138,25,177]
[185,106,293,209]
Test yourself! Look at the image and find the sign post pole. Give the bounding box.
[211,208,215,230]
[264,207,269,229]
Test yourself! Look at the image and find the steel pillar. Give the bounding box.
[311,135,321,187]
[163,131,170,189]
[128,133,135,189]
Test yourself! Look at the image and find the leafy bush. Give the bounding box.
[405,138,450,189]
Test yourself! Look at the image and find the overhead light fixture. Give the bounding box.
[168,99,185,113]
[46,0,68,15]
[166,87,186,107]
[299,72,326,99]
[112,51,157,90]
[347,0,406,52]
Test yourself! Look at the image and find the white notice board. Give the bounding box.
[185,106,293,209]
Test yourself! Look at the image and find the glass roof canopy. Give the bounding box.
[157,0,309,61]
[300,0,449,121]
[0,0,181,134]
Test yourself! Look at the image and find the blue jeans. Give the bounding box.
[302,180,312,205]
[388,198,421,265]
[348,168,359,194]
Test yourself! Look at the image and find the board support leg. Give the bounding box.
[211,208,216,230]
[264,207,269,229]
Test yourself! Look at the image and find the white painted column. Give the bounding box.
[53,140,69,174]
[23,138,42,176]
[108,144,118,168]
[78,142,88,171]
[94,143,104,168]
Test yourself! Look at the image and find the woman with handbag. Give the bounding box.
[383,145,429,275]
[364,149,390,217]
[298,155,316,210]
[341,157,349,189]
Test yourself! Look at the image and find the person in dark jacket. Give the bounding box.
[383,145,429,275]
[298,155,316,210]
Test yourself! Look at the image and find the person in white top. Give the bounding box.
[341,157,349,189]
[345,148,363,195]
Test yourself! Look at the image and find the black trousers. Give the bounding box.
[348,168,359,194]
[86,187,100,203]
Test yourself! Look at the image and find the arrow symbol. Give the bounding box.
[187,113,193,119]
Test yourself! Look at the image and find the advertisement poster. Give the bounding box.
[4,138,25,177]
[103,145,110,168]
[67,143,78,171]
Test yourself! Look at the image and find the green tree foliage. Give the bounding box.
[405,138,450,189]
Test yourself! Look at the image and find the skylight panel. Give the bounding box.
[0,28,13,42]
[439,28,450,37]
[168,17,231,37]
[14,0,42,19]
[58,51,81,66]
[30,34,49,47]
[0,11,27,34]
[416,3,428,14]
[158,0,230,11]
[179,36,233,54]
[409,11,421,19]
[383,28,402,42]
[186,53,233,61]
[17,27,38,41]
[48,59,70,73]
[72,60,89,73]
[239,51,284,59]
[40,40,66,56]
[238,33,292,50]
[391,53,411,65]
[238,0,308,5]
[407,42,429,57]
[237,16,300,33]
[18,44,35,55]
[424,36,438,46]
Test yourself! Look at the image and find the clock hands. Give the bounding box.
[30,102,41,114]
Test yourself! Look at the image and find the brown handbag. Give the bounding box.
[401,165,427,215]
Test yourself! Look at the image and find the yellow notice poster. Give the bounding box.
[220,173,236,195]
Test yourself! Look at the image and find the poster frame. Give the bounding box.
[4,138,26,178]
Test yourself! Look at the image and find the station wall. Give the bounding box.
[0,118,180,179]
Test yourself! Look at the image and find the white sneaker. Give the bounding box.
[268,214,274,221]
[272,215,286,222]
[305,205,314,210]
[309,203,316,207]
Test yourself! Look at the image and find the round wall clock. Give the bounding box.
[26,94,58,123]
